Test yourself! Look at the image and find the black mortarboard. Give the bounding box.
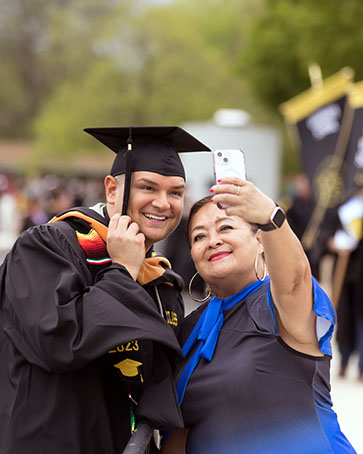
[84,126,211,214]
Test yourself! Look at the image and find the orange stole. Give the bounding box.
[50,211,171,285]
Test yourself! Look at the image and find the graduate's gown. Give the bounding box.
[174,279,356,454]
[0,207,184,454]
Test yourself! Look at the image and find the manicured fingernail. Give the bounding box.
[210,198,214,202]
[210,188,214,193]
[217,179,221,183]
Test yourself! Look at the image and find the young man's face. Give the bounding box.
[106,171,185,250]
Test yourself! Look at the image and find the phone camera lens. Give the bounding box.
[217,152,222,157]
[223,157,228,163]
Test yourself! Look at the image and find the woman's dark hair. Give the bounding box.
[186,195,212,247]
[186,195,258,247]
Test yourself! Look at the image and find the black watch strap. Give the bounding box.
[256,204,286,232]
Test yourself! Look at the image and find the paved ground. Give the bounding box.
[330,342,363,453]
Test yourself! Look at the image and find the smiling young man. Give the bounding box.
[106,171,186,252]
[0,126,210,454]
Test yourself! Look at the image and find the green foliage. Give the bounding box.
[32,60,131,155]
[32,1,249,156]
[234,0,363,172]
[0,60,29,134]
[4,0,363,175]
[0,0,133,137]
[240,0,363,110]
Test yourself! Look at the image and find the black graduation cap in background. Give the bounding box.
[84,126,211,215]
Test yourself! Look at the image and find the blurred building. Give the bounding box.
[180,109,282,203]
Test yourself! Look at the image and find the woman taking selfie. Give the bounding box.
[162,177,356,454]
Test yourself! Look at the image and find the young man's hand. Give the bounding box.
[107,213,146,280]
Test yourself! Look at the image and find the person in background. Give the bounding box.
[0,126,210,454]
[19,196,49,231]
[285,172,340,280]
[162,177,356,454]
[330,188,363,382]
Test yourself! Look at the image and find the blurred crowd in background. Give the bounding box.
[0,172,104,250]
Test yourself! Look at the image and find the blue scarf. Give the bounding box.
[177,278,269,405]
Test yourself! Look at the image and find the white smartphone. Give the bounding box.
[212,149,247,209]
[213,149,246,183]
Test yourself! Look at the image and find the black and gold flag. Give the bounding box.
[280,67,355,251]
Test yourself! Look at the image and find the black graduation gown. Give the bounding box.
[0,207,184,454]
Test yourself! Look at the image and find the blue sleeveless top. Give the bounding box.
[173,277,356,454]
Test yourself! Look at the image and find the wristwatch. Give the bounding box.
[256,204,286,231]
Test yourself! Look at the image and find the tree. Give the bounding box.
[0,0,131,137]
[32,1,249,157]
[240,0,363,111]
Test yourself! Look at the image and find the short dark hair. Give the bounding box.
[186,195,258,247]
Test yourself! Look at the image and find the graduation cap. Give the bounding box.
[84,126,211,214]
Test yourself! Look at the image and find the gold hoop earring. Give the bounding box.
[254,251,267,281]
[188,272,211,302]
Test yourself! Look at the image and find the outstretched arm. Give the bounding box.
[211,178,320,355]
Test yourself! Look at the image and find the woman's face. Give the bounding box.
[189,202,259,292]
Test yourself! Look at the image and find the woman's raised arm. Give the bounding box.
[211,178,319,355]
